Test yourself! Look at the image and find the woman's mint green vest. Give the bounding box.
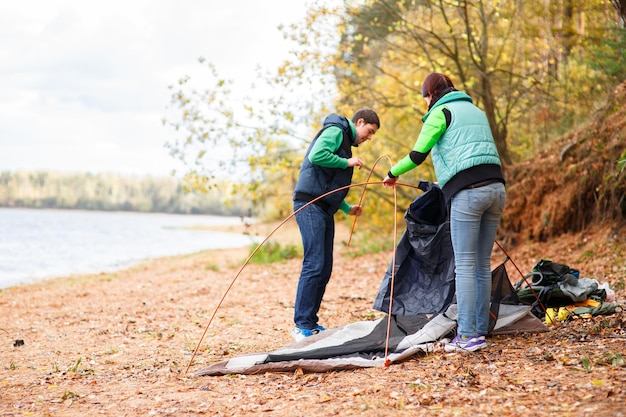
[428,95,501,188]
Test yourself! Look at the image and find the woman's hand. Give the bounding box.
[382,175,397,188]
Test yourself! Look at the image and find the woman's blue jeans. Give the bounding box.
[450,182,506,337]
[293,200,335,329]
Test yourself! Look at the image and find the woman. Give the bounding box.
[382,73,506,351]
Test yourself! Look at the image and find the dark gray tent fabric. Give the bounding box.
[373,181,455,315]
[266,315,432,362]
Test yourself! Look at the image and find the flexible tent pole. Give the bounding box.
[184,180,409,373]
[493,240,548,316]
[347,155,393,247]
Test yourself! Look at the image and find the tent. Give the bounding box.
[195,182,546,376]
[195,303,544,376]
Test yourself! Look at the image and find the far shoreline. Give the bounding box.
[0,216,361,292]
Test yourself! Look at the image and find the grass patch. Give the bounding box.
[247,242,302,264]
[341,230,393,257]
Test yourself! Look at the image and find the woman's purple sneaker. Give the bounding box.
[444,334,487,352]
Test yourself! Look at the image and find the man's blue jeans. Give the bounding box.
[293,200,335,329]
[450,182,506,337]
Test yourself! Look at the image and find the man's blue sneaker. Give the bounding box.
[291,325,326,342]
[444,334,487,352]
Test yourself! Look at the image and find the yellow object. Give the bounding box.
[557,307,570,321]
[545,307,570,324]
[545,308,558,324]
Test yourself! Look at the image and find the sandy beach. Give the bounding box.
[1,220,625,416]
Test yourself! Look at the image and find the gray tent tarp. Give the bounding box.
[195,304,543,376]
[195,183,546,376]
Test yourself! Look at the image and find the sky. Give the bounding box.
[0,1,312,177]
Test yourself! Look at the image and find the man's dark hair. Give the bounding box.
[352,108,380,129]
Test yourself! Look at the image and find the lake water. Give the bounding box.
[0,208,257,289]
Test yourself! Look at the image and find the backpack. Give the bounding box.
[529,259,579,286]
[515,259,581,318]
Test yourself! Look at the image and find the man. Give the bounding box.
[292,108,380,341]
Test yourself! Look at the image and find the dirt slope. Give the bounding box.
[501,81,626,243]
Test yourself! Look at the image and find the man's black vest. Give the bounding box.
[293,114,356,214]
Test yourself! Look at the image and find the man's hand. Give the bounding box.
[382,175,397,188]
[347,157,363,168]
[348,205,363,216]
